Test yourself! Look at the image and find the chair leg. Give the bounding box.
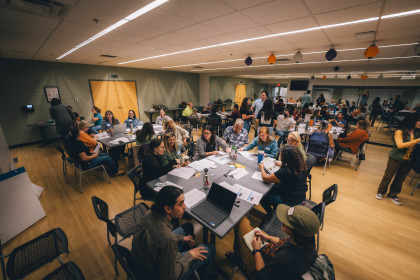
[78,169,83,193]
[322,157,328,175]
[409,172,417,185]
[411,180,420,195]
[101,165,111,184]
[316,233,320,253]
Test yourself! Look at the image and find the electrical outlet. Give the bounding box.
[74,98,79,102]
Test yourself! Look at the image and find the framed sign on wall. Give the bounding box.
[44,86,60,103]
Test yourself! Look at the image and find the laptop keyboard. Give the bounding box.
[192,200,227,227]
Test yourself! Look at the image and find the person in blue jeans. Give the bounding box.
[131,186,216,280]
[258,145,308,214]
[66,128,125,176]
[90,106,103,134]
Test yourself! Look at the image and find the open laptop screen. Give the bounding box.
[207,183,237,214]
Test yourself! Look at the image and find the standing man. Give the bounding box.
[252,91,268,136]
[223,119,249,148]
[301,90,312,106]
[49,98,75,138]
[131,186,215,280]
[360,91,369,107]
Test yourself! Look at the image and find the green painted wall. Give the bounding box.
[209,76,265,103]
[0,58,199,146]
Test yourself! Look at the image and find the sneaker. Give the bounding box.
[387,195,402,206]
[375,193,383,200]
[112,169,126,176]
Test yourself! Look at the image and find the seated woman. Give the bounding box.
[101,110,125,165]
[336,119,369,154]
[136,122,156,146]
[258,145,308,213]
[67,127,124,176]
[285,131,307,161]
[90,106,103,134]
[164,119,189,151]
[309,110,321,126]
[77,120,99,153]
[194,125,231,160]
[142,138,180,186]
[240,127,278,158]
[156,107,173,126]
[232,205,320,279]
[162,132,191,167]
[124,110,143,129]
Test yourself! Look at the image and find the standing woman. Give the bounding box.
[256,98,275,135]
[101,110,125,167]
[369,97,381,127]
[49,98,75,138]
[240,126,278,158]
[162,132,190,167]
[194,125,231,160]
[376,113,420,205]
[90,106,103,134]
[240,97,254,132]
[316,93,325,106]
[124,110,143,128]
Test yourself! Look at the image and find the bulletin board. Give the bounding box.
[44,86,60,103]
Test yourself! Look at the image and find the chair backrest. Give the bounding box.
[91,196,110,223]
[114,203,149,238]
[307,131,329,157]
[322,184,337,206]
[207,117,222,130]
[311,202,326,230]
[127,165,142,195]
[111,245,140,280]
[55,146,66,160]
[188,117,201,127]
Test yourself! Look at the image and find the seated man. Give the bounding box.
[223,119,249,148]
[131,186,215,280]
[347,106,367,123]
[201,103,213,114]
[275,110,296,143]
[66,127,124,176]
[232,205,320,279]
[181,102,193,122]
[331,112,347,128]
[226,104,240,126]
[188,108,202,124]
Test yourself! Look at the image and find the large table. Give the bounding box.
[27,122,56,147]
[146,154,272,242]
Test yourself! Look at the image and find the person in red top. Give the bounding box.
[336,119,369,154]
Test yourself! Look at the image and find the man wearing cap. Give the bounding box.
[232,205,320,279]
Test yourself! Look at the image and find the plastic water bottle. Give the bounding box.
[203,168,210,190]
[130,122,133,133]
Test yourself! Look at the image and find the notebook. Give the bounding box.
[113,123,126,134]
[191,182,237,228]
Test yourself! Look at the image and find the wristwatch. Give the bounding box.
[252,249,261,256]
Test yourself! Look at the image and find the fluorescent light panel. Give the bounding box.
[57,0,169,59]
[119,8,420,65]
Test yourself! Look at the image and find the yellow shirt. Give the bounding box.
[182,106,193,117]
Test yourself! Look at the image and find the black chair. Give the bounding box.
[306,134,331,175]
[303,184,338,209]
[111,245,140,280]
[334,139,369,171]
[127,164,155,206]
[306,154,317,200]
[55,146,74,184]
[311,202,326,252]
[42,261,85,280]
[207,117,222,136]
[1,228,69,280]
[188,116,202,138]
[91,196,149,276]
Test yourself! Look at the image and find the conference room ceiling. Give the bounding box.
[1,0,420,79]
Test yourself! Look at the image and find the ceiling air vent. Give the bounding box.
[100,54,117,58]
[1,0,77,18]
[276,58,290,62]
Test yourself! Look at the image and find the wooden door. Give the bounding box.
[89,80,138,123]
[235,84,247,106]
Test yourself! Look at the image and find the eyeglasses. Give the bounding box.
[287,138,297,142]
[203,132,212,135]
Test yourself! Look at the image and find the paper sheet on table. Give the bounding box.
[232,183,263,205]
[97,132,109,140]
[93,143,101,154]
[251,171,263,181]
[154,181,184,192]
[188,158,215,171]
[228,168,248,179]
[218,181,232,189]
[184,189,206,208]
[208,154,230,164]
[248,192,263,205]
[168,167,196,180]
[239,151,256,160]
[109,137,130,144]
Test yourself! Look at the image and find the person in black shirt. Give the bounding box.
[66,128,124,176]
[256,98,275,135]
[232,204,320,280]
[316,94,325,106]
[259,145,308,214]
[240,97,254,132]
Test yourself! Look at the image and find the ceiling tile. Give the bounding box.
[304,0,379,15]
[219,0,273,11]
[131,8,195,32]
[174,24,223,41]
[202,12,260,33]
[382,0,420,15]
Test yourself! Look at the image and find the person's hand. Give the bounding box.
[225,148,231,154]
[189,247,208,260]
[239,147,244,151]
[180,161,188,167]
[93,135,99,140]
[258,163,264,170]
[172,164,181,169]
[212,151,219,155]
[175,159,181,164]
[254,230,270,243]
[251,235,261,250]
[184,235,196,247]
[274,161,282,167]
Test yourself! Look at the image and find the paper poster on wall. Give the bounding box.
[44,86,60,103]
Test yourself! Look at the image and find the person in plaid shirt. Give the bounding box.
[223,119,249,148]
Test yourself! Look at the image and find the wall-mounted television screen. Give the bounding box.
[290,80,309,91]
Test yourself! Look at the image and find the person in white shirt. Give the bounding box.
[275,110,296,144]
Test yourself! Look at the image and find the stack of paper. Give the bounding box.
[228,168,248,179]
[208,154,230,164]
[239,151,256,160]
[97,132,109,140]
[188,158,216,171]
[251,171,263,181]
[154,181,184,192]
[168,167,196,180]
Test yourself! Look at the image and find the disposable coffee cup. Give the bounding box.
[258,150,264,163]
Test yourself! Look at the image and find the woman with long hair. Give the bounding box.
[256,98,275,135]
[240,97,254,132]
[136,122,156,145]
[90,106,103,134]
[162,132,190,167]
[156,107,173,125]
[286,131,307,161]
[101,110,120,132]
[240,126,278,158]
[124,110,143,128]
[258,145,308,213]
[376,112,420,205]
[194,125,230,160]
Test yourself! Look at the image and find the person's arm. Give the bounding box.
[394,130,420,149]
[78,151,98,162]
[194,138,207,159]
[259,163,281,183]
[266,141,278,158]
[328,133,335,148]
[91,114,99,122]
[243,138,257,151]
[242,113,253,120]
[252,235,265,271]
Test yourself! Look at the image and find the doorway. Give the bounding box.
[235,84,247,106]
[89,80,138,123]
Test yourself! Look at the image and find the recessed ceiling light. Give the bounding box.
[119,8,420,65]
[56,0,169,60]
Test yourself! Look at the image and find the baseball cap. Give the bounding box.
[276,205,320,237]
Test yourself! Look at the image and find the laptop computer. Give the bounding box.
[113,123,126,134]
[191,182,237,228]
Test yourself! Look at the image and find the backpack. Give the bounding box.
[410,143,420,173]
[307,131,329,157]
